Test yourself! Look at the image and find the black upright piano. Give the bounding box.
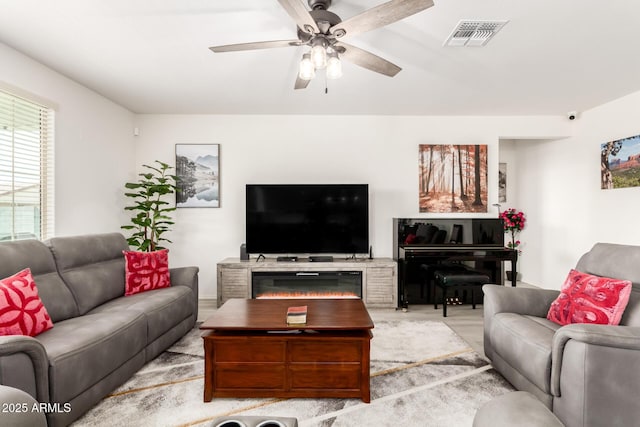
[393,218,517,309]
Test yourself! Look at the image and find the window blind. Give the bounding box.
[0,89,55,241]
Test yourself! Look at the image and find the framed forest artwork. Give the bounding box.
[418,144,488,213]
[175,144,220,208]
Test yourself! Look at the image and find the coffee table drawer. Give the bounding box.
[214,341,286,362]
[290,364,361,389]
[215,365,286,389]
[290,340,362,362]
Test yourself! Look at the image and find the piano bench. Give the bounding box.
[433,268,491,317]
[419,262,469,300]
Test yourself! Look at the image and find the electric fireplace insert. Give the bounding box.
[251,271,362,299]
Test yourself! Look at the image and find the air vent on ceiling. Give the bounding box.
[444,20,508,47]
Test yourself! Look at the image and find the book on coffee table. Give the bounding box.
[286,305,307,325]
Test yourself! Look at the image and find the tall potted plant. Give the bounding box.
[500,208,526,281]
[121,161,177,251]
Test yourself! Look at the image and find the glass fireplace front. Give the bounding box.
[252,271,362,299]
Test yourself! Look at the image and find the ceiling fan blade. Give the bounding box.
[330,0,434,39]
[336,43,401,77]
[294,76,311,90]
[277,0,320,34]
[209,39,301,53]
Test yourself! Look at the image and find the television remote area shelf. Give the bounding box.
[275,255,334,262]
[308,255,333,262]
[216,257,397,309]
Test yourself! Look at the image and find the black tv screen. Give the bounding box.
[246,184,369,255]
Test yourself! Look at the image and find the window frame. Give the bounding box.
[0,88,55,241]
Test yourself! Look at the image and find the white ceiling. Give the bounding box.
[2,0,640,116]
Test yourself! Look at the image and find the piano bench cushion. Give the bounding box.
[434,269,491,287]
[420,262,471,283]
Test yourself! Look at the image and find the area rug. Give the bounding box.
[72,320,514,427]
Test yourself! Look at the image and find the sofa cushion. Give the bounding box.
[0,239,78,322]
[36,310,147,404]
[88,286,194,343]
[46,233,129,315]
[547,269,631,326]
[123,249,170,296]
[490,313,561,393]
[0,269,53,337]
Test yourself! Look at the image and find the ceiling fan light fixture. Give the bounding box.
[299,53,316,80]
[209,0,434,90]
[326,52,342,79]
[310,38,328,68]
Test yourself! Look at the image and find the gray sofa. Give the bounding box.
[0,233,199,427]
[483,242,640,427]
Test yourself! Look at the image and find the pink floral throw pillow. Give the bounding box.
[0,268,53,336]
[123,249,170,296]
[547,269,632,326]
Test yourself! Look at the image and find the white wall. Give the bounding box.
[502,90,640,290]
[0,43,135,236]
[134,114,570,298]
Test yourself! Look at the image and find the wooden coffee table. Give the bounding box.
[200,298,374,402]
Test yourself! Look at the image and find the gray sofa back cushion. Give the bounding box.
[0,239,79,322]
[45,233,129,315]
[575,242,640,326]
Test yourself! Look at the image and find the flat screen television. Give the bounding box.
[246,184,369,255]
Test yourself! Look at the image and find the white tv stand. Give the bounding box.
[216,257,397,308]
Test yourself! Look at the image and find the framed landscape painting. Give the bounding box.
[601,134,640,189]
[418,144,488,213]
[175,144,220,208]
[499,162,507,202]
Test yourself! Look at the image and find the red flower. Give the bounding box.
[500,208,526,252]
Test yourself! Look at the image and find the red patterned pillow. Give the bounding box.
[0,268,53,336]
[123,249,170,296]
[547,269,632,326]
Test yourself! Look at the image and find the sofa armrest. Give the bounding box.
[551,323,640,396]
[550,324,640,426]
[170,266,199,297]
[0,336,49,402]
[0,385,47,427]
[483,285,559,360]
[170,266,199,313]
[483,284,560,317]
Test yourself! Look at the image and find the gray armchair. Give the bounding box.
[483,243,640,427]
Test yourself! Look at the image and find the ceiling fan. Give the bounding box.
[209,0,435,89]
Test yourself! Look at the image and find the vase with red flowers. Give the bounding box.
[500,208,526,281]
[500,208,526,251]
